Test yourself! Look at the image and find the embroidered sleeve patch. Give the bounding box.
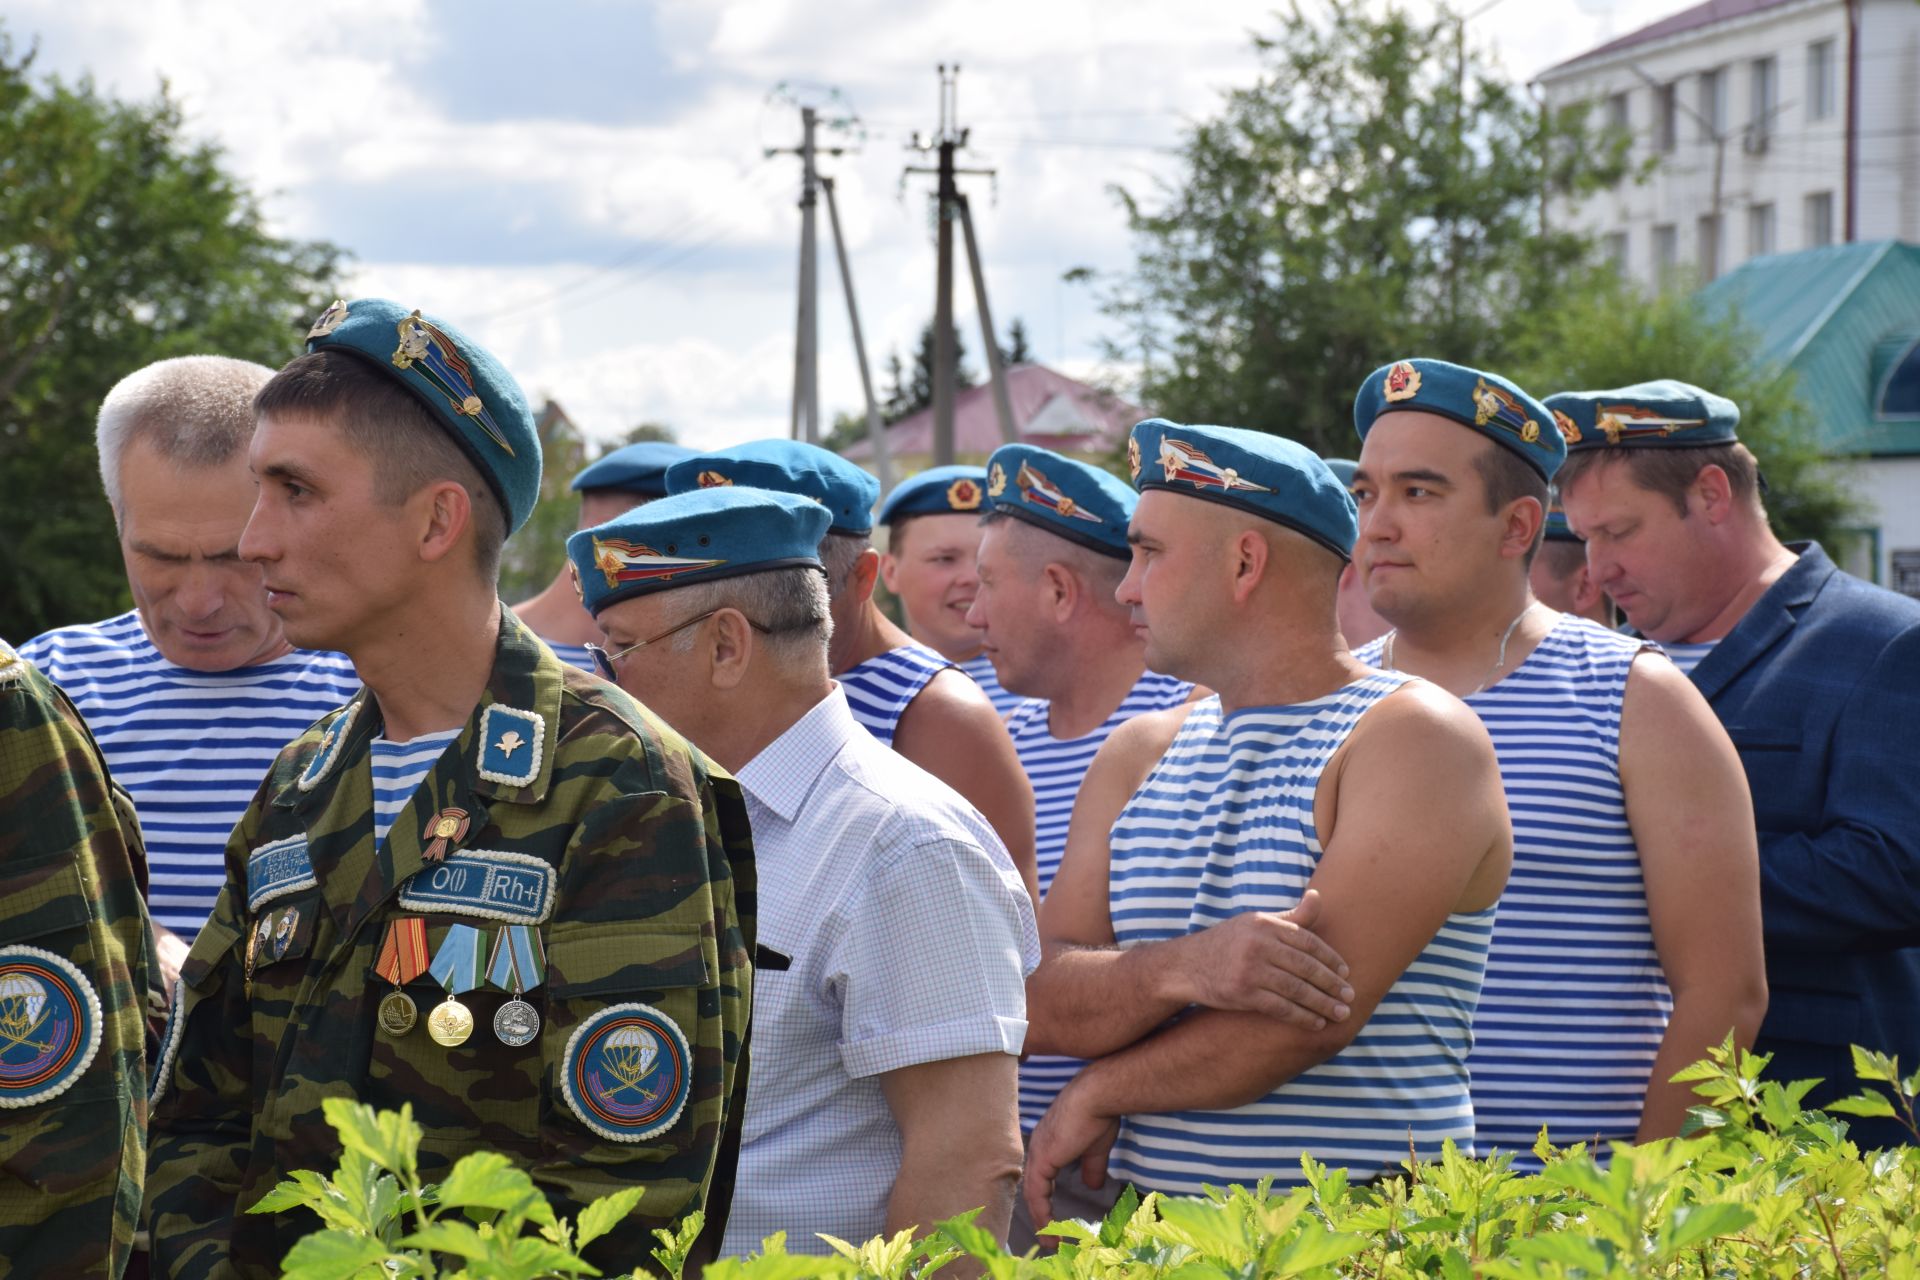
[397,849,556,924]
[560,1003,692,1143]
[298,703,359,793]
[477,704,545,787]
[0,946,104,1109]
[247,834,317,913]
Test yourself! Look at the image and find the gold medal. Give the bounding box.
[428,995,474,1047]
[378,990,418,1036]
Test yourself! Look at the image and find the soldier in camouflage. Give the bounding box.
[145,299,754,1278]
[0,637,154,1278]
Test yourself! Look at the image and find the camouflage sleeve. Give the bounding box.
[534,711,756,1272]
[144,814,259,1279]
[0,649,153,1278]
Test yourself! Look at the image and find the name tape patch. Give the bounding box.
[247,834,316,913]
[397,849,556,924]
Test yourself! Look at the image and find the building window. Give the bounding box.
[1880,338,1920,418]
[1655,82,1678,153]
[1698,67,1726,142]
[1698,214,1722,279]
[1605,91,1630,135]
[1806,191,1835,246]
[1653,223,1678,278]
[1747,203,1776,258]
[1749,56,1777,147]
[1808,39,1836,122]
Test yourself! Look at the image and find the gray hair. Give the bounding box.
[980,510,1129,611]
[96,355,276,515]
[666,565,833,671]
[819,531,872,598]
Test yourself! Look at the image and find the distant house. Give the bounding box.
[1697,240,1920,594]
[838,363,1144,475]
[1537,0,1920,289]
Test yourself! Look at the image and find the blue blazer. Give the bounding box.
[1692,543,1920,1121]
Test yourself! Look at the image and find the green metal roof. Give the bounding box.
[1697,240,1920,457]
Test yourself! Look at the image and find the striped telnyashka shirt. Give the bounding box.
[1007,669,1193,1132]
[1360,616,1669,1165]
[1658,640,1715,676]
[838,642,951,747]
[1105,675,1495,1194]
[23,611,361,935]
[957,652,1027,718]
[369,729,463,850]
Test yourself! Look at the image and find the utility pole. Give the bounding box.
[957,193,1017,448]
[768,99,848,444]
[904,65,1003,464]
[822,176,893,492]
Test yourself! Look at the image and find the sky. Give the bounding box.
[13,0,1683,454]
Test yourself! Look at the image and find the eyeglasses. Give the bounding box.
[585,608,771,681]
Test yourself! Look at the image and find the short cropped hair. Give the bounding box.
[1473,442,1550,567]
[1536,537,1587,584]
[253,351,508,581]
[820,531,871,597]
[1555,442,1763,518]
[663,565,833,671]
[96,355,276,515]
[978,508,1128,604]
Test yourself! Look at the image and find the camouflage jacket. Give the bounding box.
[146,610,755,1278]
[0,637,154,1278]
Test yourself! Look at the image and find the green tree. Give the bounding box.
[902,320,976,417]
[1001,316,1034,366]
[499,400,591,603]
[1508,273,1855,547]
[0,30,344,640]
[622,420,677,445]
[1081,0,1631,458]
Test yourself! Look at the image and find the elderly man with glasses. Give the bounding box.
[569,485,1038,1255]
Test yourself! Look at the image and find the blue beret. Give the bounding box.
[1354,358,1566,482]
[304,298,542,533]
[1543,507,1582,543]
[566,487,829,617]
[1543,380,1741,452]
[572,442,696,497]
[665,439,879,536]
[983,445,1135,560]
[876,465,988,526]
[1127,419,1357,560]
[1322,458,1359,488]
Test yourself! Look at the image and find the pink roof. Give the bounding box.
[1542,0,1796,76]
[839,363,1144,463]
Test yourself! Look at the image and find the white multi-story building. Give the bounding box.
[1537,0,1920,286]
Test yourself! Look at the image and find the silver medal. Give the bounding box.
[494,997,540,1047]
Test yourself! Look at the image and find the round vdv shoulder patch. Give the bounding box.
[560,1003,691,1143]
[0,945,104,1109]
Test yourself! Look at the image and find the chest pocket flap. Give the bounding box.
[547,922,709,1001]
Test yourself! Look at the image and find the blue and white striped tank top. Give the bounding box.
[1007,669,1193,1131]
[958,652,1027,718]
[541,639,598,674]
[369,729,462,850]
[1359,616,1666,1164]
[1660,640,1715,676]
[1106,674,1495,1193]
[839,643,952,747]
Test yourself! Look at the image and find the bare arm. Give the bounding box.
[1024,709,1352,1059]
[894,669,1041,907]
[879,1052,1024,1245]
[1619,653,1769,1140]
[1023,685,1511,1223]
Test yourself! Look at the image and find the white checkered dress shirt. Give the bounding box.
[719,685,1038,1257]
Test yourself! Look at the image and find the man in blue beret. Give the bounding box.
[513,441,694,671]
[874,465,1023,716]
[1347,359,1765,1161]
[1323,458,1393,648]
[567,486,1037,1252]
[666,440,1039,904]
[145,300,755,1275]
[1022,418,1512,1221]
[959,443,1202,1244]
[1555,378,1920,1144]
[1529,500,1614,628]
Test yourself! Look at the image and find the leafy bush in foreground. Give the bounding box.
[261,1035,1920,1279]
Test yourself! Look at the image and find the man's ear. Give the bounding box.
[707,609,755,691]
[1041,562,1079,622]
[1501,496,1546,562]
[848,547,882,605]
[417,481,473,565]
[1230,529,1271,605]
[1693,464,1736,524]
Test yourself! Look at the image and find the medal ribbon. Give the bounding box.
[428,923,485,996]
[486,925,547,996]
[375,918,430,986]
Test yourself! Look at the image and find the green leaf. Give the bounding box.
[438,1150,553,1226]
[1439,1246,1474,1280]
[1680,1105,1730,1136]
[399,1220,492,1261]
[576,1185,646,1249]
[321,1097,420,1178]
[1099,1184,1142,1247]
[1827,1092,1900,1119]
[249,1176,326,1216]
[1507,1233,1614,1270]
[1851,1044,1903,1087]
[277,1228,392,1280]
[1268,1221,1369,1276]
[1152,1196,1249,1258]
[1663,1202,1755,1252]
